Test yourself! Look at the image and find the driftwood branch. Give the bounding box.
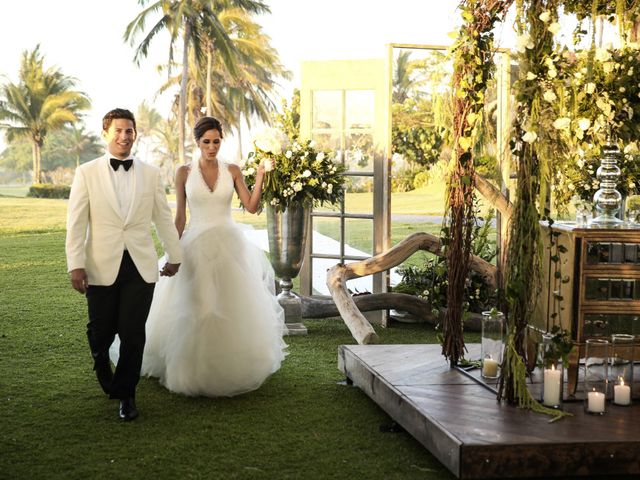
[476,174,512,221]
[300,294,482,331]
[326,232,497,344]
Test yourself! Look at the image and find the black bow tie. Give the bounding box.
[110,158,133,171]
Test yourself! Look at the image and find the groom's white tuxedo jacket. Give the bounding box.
[65,154,182,286]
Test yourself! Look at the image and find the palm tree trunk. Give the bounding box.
[236,122,243,163]
[179,22,192,164]
[32,140,41,185]
[206,43,213,116]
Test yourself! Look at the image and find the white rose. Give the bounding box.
[522,131,538,143]
[595,48,611,62]
[285,150,293,159]
[539,11,551,22]
[526,71,537,80]
[552,117,571,130]
[247,167,256,175]
[293,182,303,192]
[253,127,284,154]
[263,159,274,172]
[547,68,557,79]
[543,90,557,102]
[548,22,561,35]
[578,118,591,131]
[316,151,325,162]
[585,83,596,94]
[302,169,311,178]
[309,140,316,148]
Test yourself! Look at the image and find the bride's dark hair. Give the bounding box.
[194,117,224,142]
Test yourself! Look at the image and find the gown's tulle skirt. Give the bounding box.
[140,222,287,397]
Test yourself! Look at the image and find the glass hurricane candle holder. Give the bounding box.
[481,310,504,379]
[584,338,609,415]
[539,333,563,409]
[611,334,634,406]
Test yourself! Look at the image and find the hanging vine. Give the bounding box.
[441,0,513,365]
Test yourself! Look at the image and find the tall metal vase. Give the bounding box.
[267,203,311,335]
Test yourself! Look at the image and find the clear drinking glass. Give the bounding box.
[611,334,634,406]
[584,338,609,415]
[481,310,504,379]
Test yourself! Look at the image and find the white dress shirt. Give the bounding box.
[107,156,135,219]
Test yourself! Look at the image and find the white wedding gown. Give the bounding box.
[140,160,287,397]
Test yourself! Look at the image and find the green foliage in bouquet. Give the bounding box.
[243,138,347,211]
[242,90,346,212]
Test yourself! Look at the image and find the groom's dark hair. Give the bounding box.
[102,108,137,133]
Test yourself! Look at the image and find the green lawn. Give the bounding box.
[0,184,29,197]
[0,197,471,480]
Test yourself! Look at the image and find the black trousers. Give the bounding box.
[85,251,155,399]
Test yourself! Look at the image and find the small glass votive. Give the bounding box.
[584,338,609,415]
[576,207,591,226]
[539,333,563,409]
[611,334,634,406]
[481,310,504,379]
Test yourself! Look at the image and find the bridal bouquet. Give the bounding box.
[243,128,347,211]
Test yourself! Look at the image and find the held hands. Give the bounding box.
[70,268,89,294]
[160,262,180,277]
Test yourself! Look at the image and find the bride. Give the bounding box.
[141,116,287,397]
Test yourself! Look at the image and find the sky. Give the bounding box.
[0,0,517,158]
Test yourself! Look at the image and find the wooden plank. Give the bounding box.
[339,344,640,479]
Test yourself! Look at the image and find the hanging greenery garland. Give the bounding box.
[442,0,513,365]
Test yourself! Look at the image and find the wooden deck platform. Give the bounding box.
[338,344,640,479]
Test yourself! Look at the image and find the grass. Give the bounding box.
[0,184,29,197]
[0,201,470,480]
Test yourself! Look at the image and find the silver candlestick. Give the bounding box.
[590,139,623,226]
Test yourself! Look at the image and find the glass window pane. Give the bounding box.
[311,257,335,295]
[312,131,341,152]
[312,217,341,255]
[344,175,373,213]
[345,132,374,172]
[312,90,342,130]
[345,90,374,129]
[345,218,373,256]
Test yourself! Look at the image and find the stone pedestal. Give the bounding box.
[278,292,307,335]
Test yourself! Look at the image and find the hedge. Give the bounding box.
[27,184,71,199]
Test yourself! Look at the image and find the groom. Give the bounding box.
[65,108,182,421]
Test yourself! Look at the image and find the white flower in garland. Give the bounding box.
[316,151,325,162]
[285,150,293,159]
[585,83,596,94]
[302,169,312,178]
[543,90,557,102]
[539,11,551,23]
[522,131,538,143]
[578,118,591,131]
[516,33,534,52]
[548,22,561,35]
[526,71,538,80]
[292,182,303,192]
[553,117,571,130]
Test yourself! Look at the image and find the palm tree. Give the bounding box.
[0,45,90,183]
[64,124,101,168]
[156,7,289,161]
[124,0,270,165]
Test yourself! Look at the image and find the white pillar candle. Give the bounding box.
[614,380,631,406]
[543,366,562,406]
[482,358,499,378]
[587,390,606,413]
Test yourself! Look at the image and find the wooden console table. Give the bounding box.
[534,221,640,396]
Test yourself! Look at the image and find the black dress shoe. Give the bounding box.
[95,363,113,395]
[119,398,139,421]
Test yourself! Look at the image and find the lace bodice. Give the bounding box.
[185,160,235,228]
